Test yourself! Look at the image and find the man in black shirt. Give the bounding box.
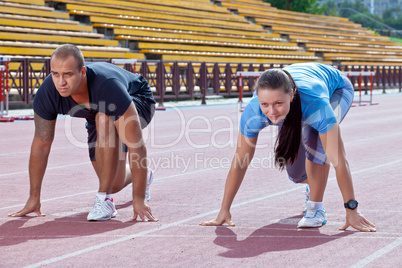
[8,44,158,222]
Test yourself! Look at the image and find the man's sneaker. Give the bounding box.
[146,168,154,202]
[131,168,154,202]
[303,185,310,212]
[298,201,327,228]
[87,196,117,221]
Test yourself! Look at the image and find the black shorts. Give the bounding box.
[86,95,155,161]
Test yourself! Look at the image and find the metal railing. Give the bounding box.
[1,58,401,108]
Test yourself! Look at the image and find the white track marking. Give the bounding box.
[350,237,402,268]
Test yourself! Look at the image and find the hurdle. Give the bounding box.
[112,59,165,111]
[0,56,10,118]
[0,64,11,122]
[0,65,4,116]
[344,71,378,106]
[0,59,14,122]
[0,57,34,122]
[236,71,263,112]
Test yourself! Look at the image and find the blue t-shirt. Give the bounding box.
[33,62,155,124]
[240,63,345,138]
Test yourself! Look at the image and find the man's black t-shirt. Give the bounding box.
[33,62,156,125]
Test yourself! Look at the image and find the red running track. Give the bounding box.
[1,93,401,267]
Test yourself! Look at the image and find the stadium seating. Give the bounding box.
[5,0,44,5]
[56,0,320,63]
[0,0,143,59]
[1,2,69,19]
[1,0,402,64]
[218,0,402,65]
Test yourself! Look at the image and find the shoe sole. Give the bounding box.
[87,207,117,221]
[87,211,117,221]
[298,219,327,228]
[87,217,110,221]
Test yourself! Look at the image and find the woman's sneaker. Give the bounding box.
[298,201,327,228]
[87,196,117,221]
[303,184,310,212]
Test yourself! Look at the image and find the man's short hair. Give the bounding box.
[51,44,85,71]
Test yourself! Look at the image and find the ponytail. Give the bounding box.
[256,69,302,170]
[274,81,301,170]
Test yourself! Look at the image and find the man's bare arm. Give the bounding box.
[35,114,56,143]
[8,113,56,217]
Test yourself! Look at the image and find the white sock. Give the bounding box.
[106,193,112,200]
[309,201,323,209]
[96,192,107,201]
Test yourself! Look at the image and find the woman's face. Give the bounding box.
[258,87,293,124]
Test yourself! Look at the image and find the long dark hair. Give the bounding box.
[256,69,302,170]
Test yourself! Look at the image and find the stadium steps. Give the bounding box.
[2,0,402,65]
[0,0,142,59]
[218,0,402,65]
[1,1,69,19]
[54,0,318,63]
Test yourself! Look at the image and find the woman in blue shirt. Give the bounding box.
[201,63,375,231]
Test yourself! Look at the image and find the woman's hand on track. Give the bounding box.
[340,209,376,232]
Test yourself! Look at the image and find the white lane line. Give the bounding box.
[0,167,218,211]
[0,146,74,157]
[1,228,400,240]
[350,237,402,268]
[1,191,96,211]
[344,132,402,146]
[2,234,396,239]
[23,187,299,268]
[0,146,196,178]
[155,167,219,181]
[0,162,91,178]
[351,159,402,175]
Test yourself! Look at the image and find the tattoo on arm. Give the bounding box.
[35,116,55,142]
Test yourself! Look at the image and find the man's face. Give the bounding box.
[50,55,85,97]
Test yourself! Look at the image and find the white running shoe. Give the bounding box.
[146,168,154,202]
[303,184,310,212]
[298,201,327,228]
[87,196,117,221]
[131,168,154,202]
